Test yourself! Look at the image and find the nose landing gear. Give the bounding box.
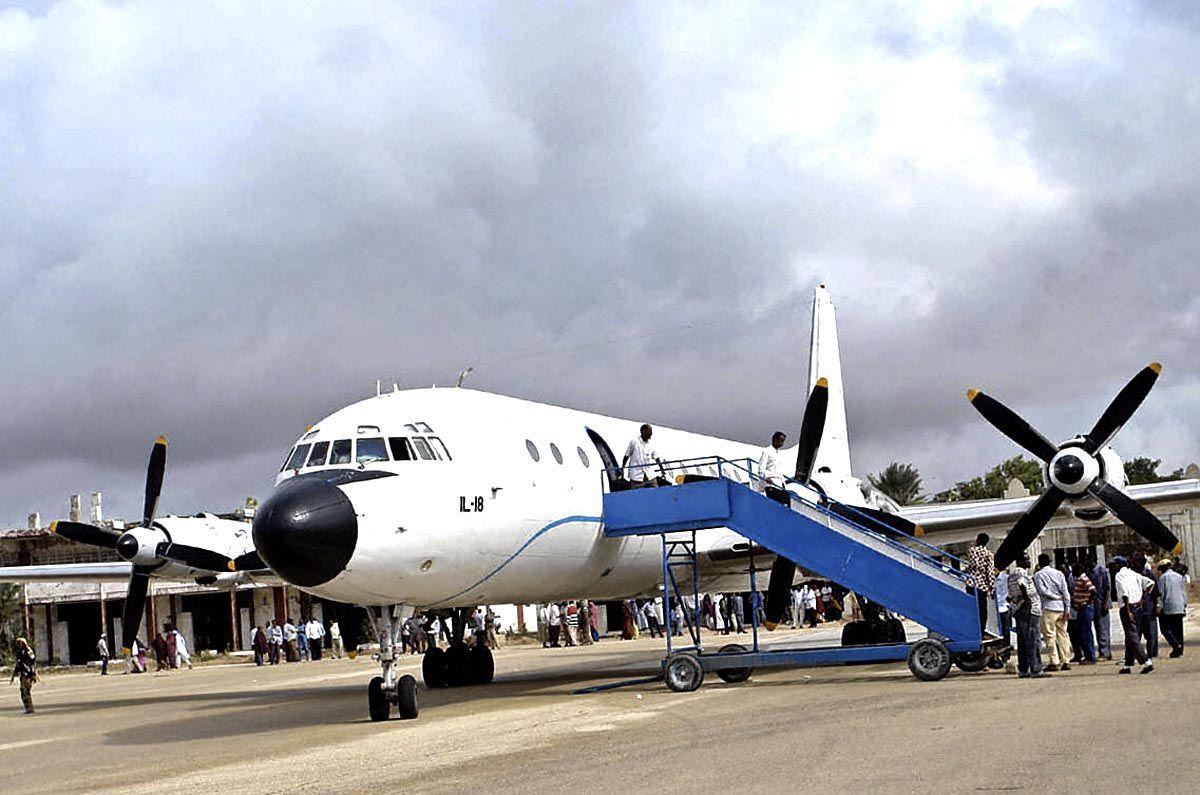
[367,605,421,721]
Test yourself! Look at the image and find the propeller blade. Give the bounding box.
[160,542,233,572]
[332,601,366,659]
[826,504,924,538]
[143,436,168,526]
[1083,363,1161,454]
[50,520,120,550]
[231,550,267,571]
[763,556,796,630]
[1089,480,1182,555]
[994,487,1067,570]
[966,389,1058,462]
[794,378,829,483]
[121,567,152,653]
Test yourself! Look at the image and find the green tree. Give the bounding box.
[868,462,924,505]
[1123,456,1186,485]
[933,455,1045,502]
[0,584,21,664]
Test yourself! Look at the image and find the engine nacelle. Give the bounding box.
[115,526,168,566]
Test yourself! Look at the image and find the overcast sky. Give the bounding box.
[2,0,1198,526]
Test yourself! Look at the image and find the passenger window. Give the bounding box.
[412,437,435,460]
[330,439,352,465]
[306,441,330,467]
[550,443,563,464]
[428,436,452,461]
[416,422,433,433]
[285,444,311,470]
[526,439,540,462]
[356,438,388,463]
[389,437,414,461]
[577,447,590,468]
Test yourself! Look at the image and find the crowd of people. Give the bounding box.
[964,532,1190,678]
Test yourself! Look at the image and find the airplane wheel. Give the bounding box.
[664,653,704,692]
[907,638,952,682]
[953,650,989,673]
[367,676,390,722]
[443,642,470,686]
[468,643,495,684]
[396,674,419,720]
[422,647,449,688]
[714,643,752,683]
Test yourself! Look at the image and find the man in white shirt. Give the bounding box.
[757,431,789,503]
[623,424,664,485]
[283,618,299,662]
[329,620,344,659]
[1032,553,1072,671]
[537,604,550,648]
[269,620,283,664]
[790,587,803,628]
[305,618,326,661]
[172,627,193,670]
[800,584,818,628]
[548,602,562,647]
[1113,556,1155,674]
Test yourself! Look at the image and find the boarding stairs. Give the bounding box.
[602,458,983,666]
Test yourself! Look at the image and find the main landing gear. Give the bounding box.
[423,607,495,688]
[367,605,420,721]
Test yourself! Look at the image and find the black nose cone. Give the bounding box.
[1054,455,1086,485]
[253,476,357,587]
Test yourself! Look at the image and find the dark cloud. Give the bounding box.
[1,1,1197,524]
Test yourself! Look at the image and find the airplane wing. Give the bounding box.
[899,478,1200,535]
[0,562,133,583]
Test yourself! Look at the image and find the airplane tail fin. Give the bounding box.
[806,284,852,479]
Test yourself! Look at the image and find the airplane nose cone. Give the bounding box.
[253,476,358,587]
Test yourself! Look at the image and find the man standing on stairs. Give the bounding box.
[965,534,995,638]
[623,424,665,486]
[757,431,789,505]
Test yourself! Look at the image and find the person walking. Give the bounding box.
[559,602,576,647]
[730,593,745,633]
[537,604,550,648]
[994,571,1011,646]
[1113,556,1155,675]
[163,624,178,668]
[486,607,500,649]
[283,618,299,662]
[329,620,345,659]
[1033,553,1072,671]
[790,587,803,628]
[801,584,818,628]
[10,638,38,713]
[575,602,591,645]
[96,633,109,676]
[548,602,561,647]
[296,620,310,661]
[172,626,193,669]
[1008,554,1045,678]
[622,424,665,486]
[252,625,268,666]
[965,534,995,637]
[306,617,326,661]
[1089,553,1113,660]
[1069,564,1097,664]
[642,600,661,638]
[1157,559,1187,658]
[757,431,789,504]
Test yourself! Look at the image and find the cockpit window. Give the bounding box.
[404,423,418,432]
[388,437,414,461]
[285,444,311,470]
[427,436,452,461]
[330,439,352,465]
[356,437,388,464]
[306,441,330,467]
[416,422,433,433]
[411,437,435,460]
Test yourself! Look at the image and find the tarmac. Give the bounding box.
[3,619,1198,794]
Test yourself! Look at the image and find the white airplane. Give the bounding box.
[4,285,1191,719]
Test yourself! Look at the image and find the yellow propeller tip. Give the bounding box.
[227,560,237,571]
[675,474,686,485]
[155,435,168,445]
[1171,542,1183,556]
[914,524,925,537]
[1149,362,1162,375]
[49,520,59,534]
[347,651,358,660]
[816,377,828,388]
[966,388,980,401]
[763,621,778,632]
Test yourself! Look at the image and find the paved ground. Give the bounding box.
[3,619,1198,794]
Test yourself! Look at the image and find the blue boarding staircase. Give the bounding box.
[601,458,985,685]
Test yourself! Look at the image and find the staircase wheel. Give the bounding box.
[664,653,704,692]
[714,643,753,683]
[907,638,952,681]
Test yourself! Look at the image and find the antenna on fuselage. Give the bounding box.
[456,366,474,387]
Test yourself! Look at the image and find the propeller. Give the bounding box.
[763,378,829,630]
[50,520,121,549]
[119,436,169,653]
[969,362,1181,570]
[157,542,233,572]
[230,550,267,572]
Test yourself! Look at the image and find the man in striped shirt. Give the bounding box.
[965,534,995,638]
